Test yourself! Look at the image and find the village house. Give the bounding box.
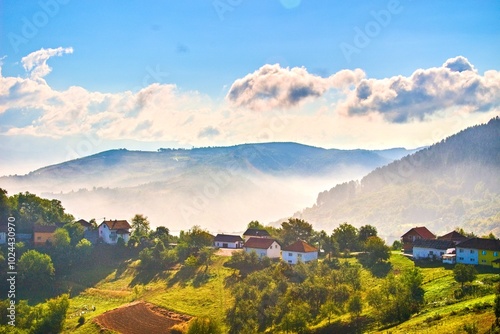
[437,231,467,245]
[401,226,436,253]
[33,225,58,246]
[243,237,281,259]
[456,237,500,267]
[98,219,131,245]
[214,234,243,249]
[412,239,455,261]
[281,240,318,264]
[75,219,93,231]
[242,228,271,242]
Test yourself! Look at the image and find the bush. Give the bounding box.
[78,315,85,326]
[187,317,221,334]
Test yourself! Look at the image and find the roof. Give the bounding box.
[214,234,243,243]
[412,239,455,250]
[492,258,500,264]
[100,220,131,230]
[244,237,277,249]
[401,226,436,239]
[243,228,270,238]
[34,225,58,233]
[456,238,500,251]
[282,240,318,253]
[438,231,467,242]
[76,219,92,227]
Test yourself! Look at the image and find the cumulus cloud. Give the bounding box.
[226,64,364,111]
[341,56,500,122]
[21,47,73,83]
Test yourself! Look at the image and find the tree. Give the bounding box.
[364,236,391,265]
[187,317,221,334]
[494,282,500,324]
[63,222,84,246]
[31,294,70,334]
[280,218,313,246]
[152,226,170,245]
[332,223,359,252]
[358,225,377,244]
[247,220,266,229]
[453,264,477,289]
[391,240,403,251]
[317,230,339,259]
[348,293,363,318]
[18,250,55,290]
[52,228,71,248]
[75,238,93,262]
[131,214,151,239]
[181,226,213,249]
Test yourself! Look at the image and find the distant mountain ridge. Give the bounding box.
[293,117,500,240]
[0,142,419,233]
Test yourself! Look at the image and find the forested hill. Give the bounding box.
[295,117,500,239]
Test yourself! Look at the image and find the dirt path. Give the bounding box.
[94,301,191,334]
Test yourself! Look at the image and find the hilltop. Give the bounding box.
[0,143,418,233]
[294,117,500,239]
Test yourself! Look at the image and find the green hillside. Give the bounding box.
[297,117,500,238]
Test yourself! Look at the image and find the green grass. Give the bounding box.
[59,250,499,334]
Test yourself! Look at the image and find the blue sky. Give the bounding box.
[0,0,499,174]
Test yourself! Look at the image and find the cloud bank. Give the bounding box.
[341,56,500,122]
[0,49,498,160]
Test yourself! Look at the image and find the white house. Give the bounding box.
[243,237,281,258]
[456,240,479,265]
[281,240,318,264]
[214,234,243,249]
[242,228,271,242]
[412,239,455,261]
[98,220,131,245]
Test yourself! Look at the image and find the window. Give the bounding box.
[459,257,464,261]
[470,250,474,254]
[298,254,302,258]
[482,250,487,255]
[37,236,41,240]
[495,252,499,257]
[288,253,293,256]
[429,251,434,255]
[482,260,486,263]
[470,258,474,262]
[459,249,464,253]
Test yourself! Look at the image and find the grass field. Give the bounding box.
[58,250,499,334]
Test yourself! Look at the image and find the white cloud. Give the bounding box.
[1,49,499,169]
[226,64,364,111]
[339,56,500,123]
[21,47,73,83]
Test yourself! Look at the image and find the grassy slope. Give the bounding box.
[63,256,234,333]
[61,251,498,334]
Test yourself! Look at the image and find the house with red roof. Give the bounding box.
[401,226,436,253]
[243,237,281,258]
[98,219,131,245]
[281,240,318,264]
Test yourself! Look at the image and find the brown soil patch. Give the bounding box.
[94,301,192,334]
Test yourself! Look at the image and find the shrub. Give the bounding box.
[78,315,85,326]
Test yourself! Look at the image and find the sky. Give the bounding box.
[0,0,499,175]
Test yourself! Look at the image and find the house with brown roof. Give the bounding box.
[412,239,455,261]
[437,231,467,245]
[242,228,271,242]
[76,219,93,231]
[401,226,436,253]
[243,237,281,258]
[214,234,243,249]
[456,237,500,266]
[98,220,131,245]
[281,240,318,264]
[34,225,58,246]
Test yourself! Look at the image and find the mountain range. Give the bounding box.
[0,143,419,234]
[292,117,500,241]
